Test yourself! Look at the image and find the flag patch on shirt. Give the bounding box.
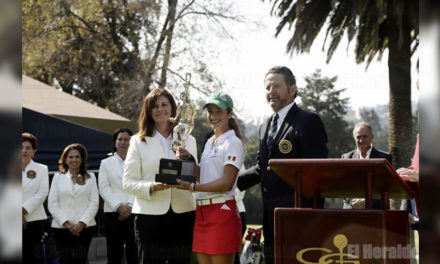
[228,155,236,161]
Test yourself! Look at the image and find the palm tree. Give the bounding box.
[268,0,418,168]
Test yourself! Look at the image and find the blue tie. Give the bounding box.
[267,113,279,147]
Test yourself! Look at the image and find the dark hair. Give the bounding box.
[138,88,177,142]
[265,66,296,85]
[58,143,89,178]
[112,127,133,153]
[22,133,38,149]
[227,109,243,141]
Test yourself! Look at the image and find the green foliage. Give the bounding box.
[269,0,418,67]
[298,69,352,158]
[22,0,161,119]
[298,70,370,208]
[22,0,239,120]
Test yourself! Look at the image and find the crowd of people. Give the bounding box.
[22,66,418,264]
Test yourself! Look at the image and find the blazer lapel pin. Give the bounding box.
[27,170,36,179]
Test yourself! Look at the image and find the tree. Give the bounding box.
[22,0,240,120]
[298,69,353,158]
[267,0,418,168]
[23,0,161,119]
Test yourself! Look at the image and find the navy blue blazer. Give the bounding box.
[237,103,328,210]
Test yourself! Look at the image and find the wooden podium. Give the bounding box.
[269,159,415,264]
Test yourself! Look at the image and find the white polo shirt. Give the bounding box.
[196,130,244,199]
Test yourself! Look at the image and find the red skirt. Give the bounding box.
[193,199,242,254]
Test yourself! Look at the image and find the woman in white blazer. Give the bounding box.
[22,133,49,264]
[48,143,99,264]
[123,88,198,264]
[99,128,139,264]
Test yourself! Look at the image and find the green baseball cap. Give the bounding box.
[203,92,234,110]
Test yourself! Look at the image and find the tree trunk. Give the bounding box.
[158,0,177,88]
[387,0,413,169]
[143,0,177,95]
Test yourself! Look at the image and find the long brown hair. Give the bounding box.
[58,143,89,178]
[138,88,177,142]
[227,108,243,141]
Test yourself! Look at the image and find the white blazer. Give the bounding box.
[123,133,197,215]
[48,171,99,228]
[98,153,135,212]
[22,160,49,222]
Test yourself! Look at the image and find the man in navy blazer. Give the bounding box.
[237,66,328,264]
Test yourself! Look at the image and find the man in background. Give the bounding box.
[342,121,392,161]
[342,121,392,209]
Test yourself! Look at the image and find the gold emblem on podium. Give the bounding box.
[278,139,292,154]
[296,234,360,264]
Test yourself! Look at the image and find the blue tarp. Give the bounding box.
[22,107,112,172]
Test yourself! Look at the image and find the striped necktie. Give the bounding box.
[267,113,279,147]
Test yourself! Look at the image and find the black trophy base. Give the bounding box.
[155,158,196,185]
[155,174,196,185]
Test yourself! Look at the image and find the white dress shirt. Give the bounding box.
[357,144,373,159]
[123,132,198,215]
[22,159,49,222]
[273,101,295,134]
[98,153,135,212]
[157,132,173,158]
[48,171,99,228]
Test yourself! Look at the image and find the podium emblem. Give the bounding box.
[296,234,360,264]
[278,139,292,154]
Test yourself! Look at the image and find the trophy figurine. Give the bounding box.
[169,73,197,152]
[155,73,197,185]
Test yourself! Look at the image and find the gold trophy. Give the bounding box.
[169,73,197,152]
